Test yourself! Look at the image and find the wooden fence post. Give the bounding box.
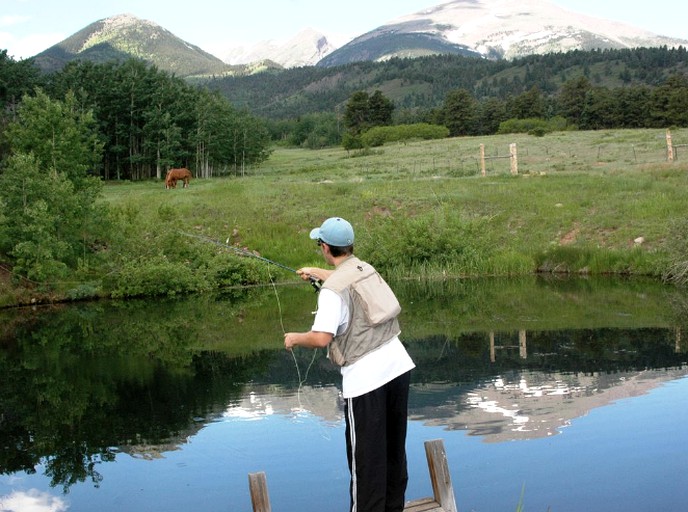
[677,327,682,353]
[480,144,486,176]
[248,472,271,512]
[519,330,527,359]
[510,143,518,175]
[666,129,675,162]
[425,439,458,512]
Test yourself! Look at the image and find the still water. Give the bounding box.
[1,276,687,512]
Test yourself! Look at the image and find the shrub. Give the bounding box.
[498,116,570,135]
[342,132,363,151]
[206,253,269,288]
[108,256,210,298]
[361,123,449,147]
[363,209,485,275]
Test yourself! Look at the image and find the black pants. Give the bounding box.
[344,370,411,512]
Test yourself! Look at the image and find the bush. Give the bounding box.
[342,132,363,151]
[498,116,570,135]
[107,256,211,298]
[100,204,276,297]
[363,209,485,275]
[360,123,449,147]
[206,253,269,288]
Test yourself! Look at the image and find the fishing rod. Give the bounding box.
[182,232,321,292]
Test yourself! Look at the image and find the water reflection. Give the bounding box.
[0,276,686,511]
[414,367,688,441]
[0,489,68,512]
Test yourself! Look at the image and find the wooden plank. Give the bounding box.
[424,439,458,512]
[404,496,444,511]
[248,471,271,512]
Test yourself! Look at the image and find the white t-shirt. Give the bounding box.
[311,288,415,399]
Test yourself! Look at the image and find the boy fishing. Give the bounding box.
[284,217,415,512]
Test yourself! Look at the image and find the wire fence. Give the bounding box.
[373,128,688,179]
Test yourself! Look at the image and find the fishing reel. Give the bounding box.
[309,276,323,292]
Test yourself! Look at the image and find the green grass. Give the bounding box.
[2,128,687,305]
[130,128,687,268]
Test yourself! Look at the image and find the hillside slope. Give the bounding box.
[33,14,234,78]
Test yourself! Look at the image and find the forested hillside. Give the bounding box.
[208,46,688,120]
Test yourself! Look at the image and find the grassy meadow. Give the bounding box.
[3,128,688,306]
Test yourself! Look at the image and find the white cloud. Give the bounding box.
[0,489,69,512]
[1,32,65,59]
[0,15,30,27]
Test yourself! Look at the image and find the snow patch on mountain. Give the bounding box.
[220,28,337,68]
[384,0,686,59]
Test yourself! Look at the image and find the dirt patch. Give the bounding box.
[365,205,393,220]
[559,223,580,245]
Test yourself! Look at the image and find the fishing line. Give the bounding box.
[182,231,322,292]
[266,262,318,405]
[185,230,321,399]
[268,271,331,442]
[191,230,327,434]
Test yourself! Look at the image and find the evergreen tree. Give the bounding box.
[0,50,42,109]
[439,88,477,136]
[507,86,545,120]
[368,90,394,127]
[343,89,394,136]
[652,73,688,127]
[580,87,616,130]
[44,59,271,181]
[344,91,372,135]
[475,97,507,135]
[558,76,592,126]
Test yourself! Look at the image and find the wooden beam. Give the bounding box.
[248,471,271,512]
[404,496,444,511]
[424,439,458,512]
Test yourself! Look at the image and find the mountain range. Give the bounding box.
[317,0,687,66]
[32,0,688,77]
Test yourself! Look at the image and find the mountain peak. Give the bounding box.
[318,0,688,66]
[219,28,336,68]
[102,13,155,27]
[33,13,231,78]
[77,13,164,53]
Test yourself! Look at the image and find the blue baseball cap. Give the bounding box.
[309,217,355,247]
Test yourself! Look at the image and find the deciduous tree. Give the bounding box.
[0,90,106,282]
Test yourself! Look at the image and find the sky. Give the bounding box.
[1,0,687,61]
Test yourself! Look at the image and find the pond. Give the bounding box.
[1,276,687,512]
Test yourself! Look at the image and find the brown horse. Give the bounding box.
[165,168,193,189]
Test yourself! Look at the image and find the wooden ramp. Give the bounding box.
[248,438,457,512]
